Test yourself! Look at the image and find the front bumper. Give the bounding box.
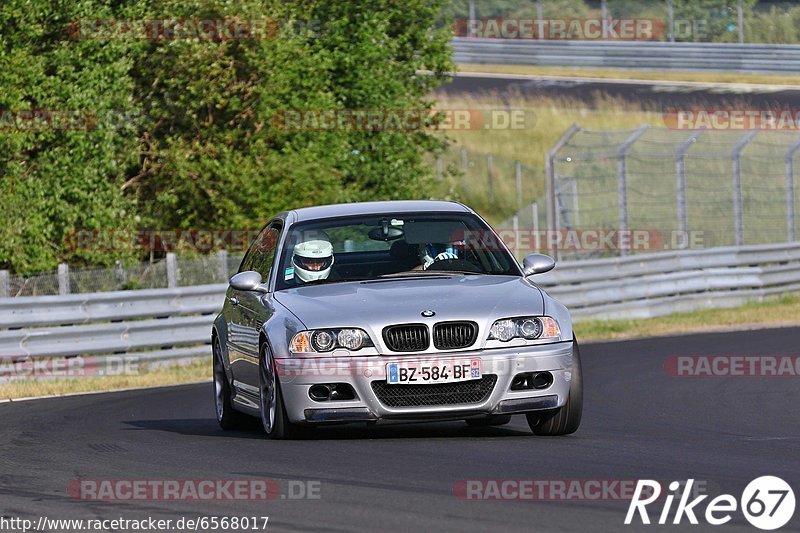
[276,341,575,424]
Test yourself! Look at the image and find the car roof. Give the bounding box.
[281,200,473,224]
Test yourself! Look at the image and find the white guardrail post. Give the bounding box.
[57,264,70,295]
[0,270,8,298]
[166,253,178,288]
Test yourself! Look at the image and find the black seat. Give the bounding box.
[389,241,420,271]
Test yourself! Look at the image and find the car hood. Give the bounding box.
[273,274,544,330]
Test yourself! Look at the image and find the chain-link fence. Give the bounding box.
[1,251,244,297]
[508,125,800,260]
[434,146,541,226]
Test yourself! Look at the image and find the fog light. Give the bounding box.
[309,384,331,402]
[532,372,553,389]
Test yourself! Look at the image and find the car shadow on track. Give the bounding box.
[123,417,535,440]
[123,418,264,439]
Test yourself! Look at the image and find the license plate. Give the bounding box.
[385,359,482,385]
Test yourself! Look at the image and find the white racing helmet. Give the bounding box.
[292,238,334,282]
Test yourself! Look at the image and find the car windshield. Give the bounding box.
[275,212,519,290]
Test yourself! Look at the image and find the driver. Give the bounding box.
[420,242,461,270]
[292,235,334,282]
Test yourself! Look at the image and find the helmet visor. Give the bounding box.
[294,254,333,272]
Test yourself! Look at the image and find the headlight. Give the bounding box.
[290,328,373,353]
[487,316,560,342]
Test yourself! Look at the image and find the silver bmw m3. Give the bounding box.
[212,200,582,439]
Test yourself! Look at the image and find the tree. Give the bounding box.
[0,0,455,273]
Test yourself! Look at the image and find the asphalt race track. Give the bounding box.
[1,327,798,532]
[438,72,800,109]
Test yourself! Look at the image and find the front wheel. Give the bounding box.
[526,340,583,436]
[259,343,308,440]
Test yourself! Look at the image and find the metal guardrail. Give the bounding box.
[537,242,800,319]
[0,243,799,366]
[0,285,226,364]
[452,38,800,74]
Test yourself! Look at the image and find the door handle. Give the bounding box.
[230,297,239,306]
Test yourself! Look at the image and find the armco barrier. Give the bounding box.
[536,242,800,318]
[0,243,798,364]
[452,38,800,74]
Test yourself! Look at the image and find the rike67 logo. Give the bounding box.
[626,477,795,530]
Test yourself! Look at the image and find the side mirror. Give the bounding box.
[229,271,268,293]
[522,253,556,276]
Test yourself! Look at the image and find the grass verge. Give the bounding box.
[575,294,800,342]
[456,64,800,87]
[0,358,210,402]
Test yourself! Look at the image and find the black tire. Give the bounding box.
[526,340,583,436]
[259,343,309,440]
[213,335,249,430]
[465,414,512,427]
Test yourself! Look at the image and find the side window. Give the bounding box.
[238,229,263,273]
[238,223,281,276]
[250,225,281,280]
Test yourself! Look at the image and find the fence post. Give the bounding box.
[515,160,523,211]
[531,202,539,234]
[545,123,581,259]
[616,125,649,256]
[676,131,702,248]
[732,131,757,246]
[114,260,126,288]
[536,0,543,39]
[460,147,468,194]
[601,0,608,39]
[487,153,494,202]
[217,249,229,282]
[166,253,178,288]
[737,0,744,44]
[0,270,8,298]
[468,0,476,37]
[786,139,800,242]
[667,0,675,42]
[57,263,70,295]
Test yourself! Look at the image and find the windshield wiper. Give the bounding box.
[377,271,452,278]
[429,270,488,275]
